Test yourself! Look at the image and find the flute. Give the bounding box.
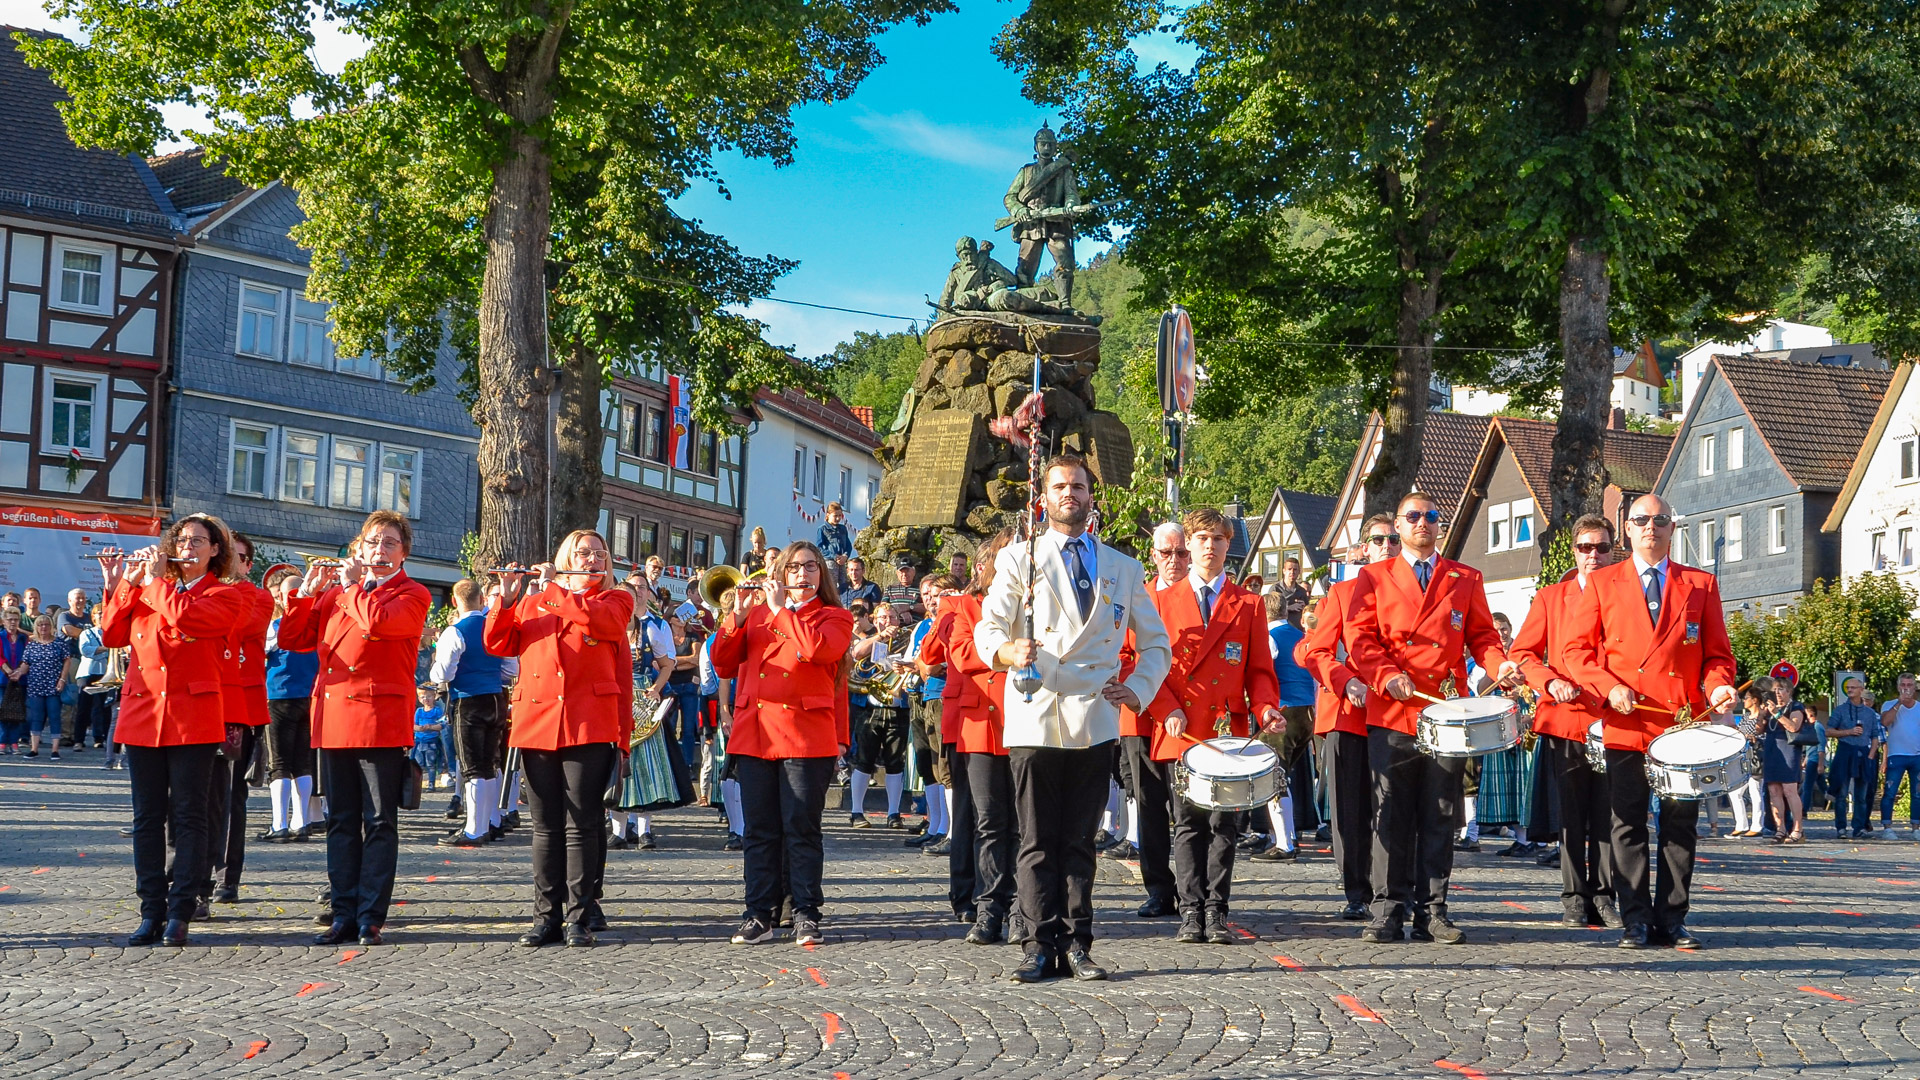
[80,553,192,562]
[307,560,395,568]
[482,567,606,576]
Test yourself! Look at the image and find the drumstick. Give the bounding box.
[1409,690,1450,706]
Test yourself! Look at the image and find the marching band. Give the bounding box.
[88,470,1751,966]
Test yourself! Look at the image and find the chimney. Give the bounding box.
[1608,407,1626,431]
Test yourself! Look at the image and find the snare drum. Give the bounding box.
[1585,720,1608,773]
[1175,737,1284,811]
[1645,725,1750,800]
[1415,696,1524,757]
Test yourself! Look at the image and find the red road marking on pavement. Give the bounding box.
[1435,1059,1490,1079]
[76,852,84,857]
[1501,901,1530,913]
[395,900,408,906]
[425,875,438,882]
[1271,955,1304,970]
[0,885,9,891]
[1334,995,1382,1022]
[1819,857,1837,862]
[807,967,829,987]
[295,983,327,998]
[802,942,818,952]
[1774,897,1795,904]
[337,950,361,964]
[442,860,452,865]
[834,1073,851,1080]
[242,1040,269,1059]
[1451,885,1475,892]
[821,1012,842,1046]
[1879,879,1916,886]
[1229,922,1257,940]
[30,868,49,875]
[1699,885,1726,892]
[1799,986,1854,1002]
[1695,857,1710,864]
[1834,910,1867,917]
[779,969,789,974]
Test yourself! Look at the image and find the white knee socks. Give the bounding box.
[850,769,872,816]
[463,778,489,838]
[1103,780,1124,833]
[924,782,947,835]
[270,777,294,832]
[634,813,653,837]
[1461,796,1479,842]
[722,778,744,834]
[883,772,904,817]
[1268,793,1295,851]
[293,775,314,831]
[1125,797,1140,844]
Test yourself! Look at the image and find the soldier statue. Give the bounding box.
[935,236,1085,322]
[998,125,1093,305]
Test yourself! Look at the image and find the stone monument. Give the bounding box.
[856,125,1131,572]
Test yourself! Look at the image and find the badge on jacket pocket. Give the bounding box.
[1685,621,1700,644]
[1450,610,1464,631]
[1222,642,1243,666]
[1112,602,1124,630]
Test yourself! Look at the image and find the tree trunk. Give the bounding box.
[1549,237,1612,532]
[1362,264,1441,519]
[550,334,606,539]
[474,126,555,568]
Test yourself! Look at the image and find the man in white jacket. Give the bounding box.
[976,454,1169,982]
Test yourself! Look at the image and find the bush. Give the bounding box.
[1726,573,1920,702]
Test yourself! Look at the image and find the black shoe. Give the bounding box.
[119,825,135,837]
[1009,950,1053,983]
[519,921,562,947]
[1536,847,1562,868]
[637,832,657,851]
[1358,917,1403,944]
[1137,895,1177,918]
[1339,902,1371,921]
[608,835,630,851]
[162,918,189,946]
[1092,828,1115,850]
[1314,824,1331,842]
[316,887,331,905]
[357,925,384,947]
[564,924,594,948]
[1204,909,1235,945]
[965,912,1005,946]
[1454,838,1481,852]
[923,836,951,856]
[849,813,871,829]
[1667,925,1702,950]
[904,832,932,848]
[315,910,336,926]
[192,898,212,921]
[1236,831,1269,852]
[1562,899,1591,928]
[1618,923,1650,949]
[1062,949,1109,981]
[444,798,464,820]
[586,911,610,933]
[731,917,775,945]
[256,828,289,842]
[314,921,355,946]
[1415,911,1465,945]
[294,824,316,841]
[724,832,743,851]
[1250,844,1296,862]
[488,825,506,842]
[1497,840,1534,857]
[1103,840,1139,860]
[504,811,522,830]
[886,814,905,830]
[439,830,487,847]
[1175,910,1206,944]
[128,918,163,946]
[1593,896,1624,929]
[910,817,929,835]
[953,907,977,924]
[212,887,238,904]
[1008,912,1031,945]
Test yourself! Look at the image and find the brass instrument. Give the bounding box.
[630,693,672,743]
[697,564,766,612]
[850,626,917,700]
[83,646,128,694]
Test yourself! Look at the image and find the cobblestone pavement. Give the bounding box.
[2,756,1918,1079]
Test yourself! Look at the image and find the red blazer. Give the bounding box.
[99,575,246,747]
[1115,629,1152,738]
[485,582,635,751]
[1295,577,1367,737]
[1562,558,1736,751]
[1345,555,1507,736]
[1145,578,1282,762]
[221,581,275,728]
[1509,575,1607,742]
[710,597,855,759]
[926,596,959,734]
[278,572,432,749]
[941,594,1010,756]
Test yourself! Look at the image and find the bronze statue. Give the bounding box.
[997,125,1093,304]
[934,236,1081,321]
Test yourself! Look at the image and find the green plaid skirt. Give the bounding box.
[1476,743,1534,827]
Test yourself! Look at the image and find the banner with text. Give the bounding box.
[0,506,164,603]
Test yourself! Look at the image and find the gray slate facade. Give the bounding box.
[157,165,479,587]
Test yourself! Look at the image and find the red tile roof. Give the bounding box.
[1414,411,1494,521]
[1713,355,1892,490]
[1492,415,1674,500]
[755,386,881,450]
[849,405,875,430]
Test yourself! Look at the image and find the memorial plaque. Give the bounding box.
[1081,410,1135,489]
[889,410,981,527]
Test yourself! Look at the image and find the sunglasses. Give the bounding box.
[1366,534,1402,546]
[1401,510,1441,525]
[1573,542,1612,555]
[1628,514,1674,528]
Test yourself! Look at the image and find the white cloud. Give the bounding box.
[849,109,1031,172]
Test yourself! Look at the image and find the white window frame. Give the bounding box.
[49,238,114,315]
[41,370,107,459]
[289,293,333,369]
[838,465,853,509]
[334,349,382,380]
[1511,497,1535,548]
[1727,426,1745,470]
[1768,505,1787,554]
[236,281,285,360]
[329,437,372,510]
[280,429,323,504]
[812,452,826,499]
[1699,433,1716,476]
[1897,437,1918,485]
[1698,518,1719,567]
[375,443,421,518]
[1725,513,1744,562]
[228,420,276,498]
[1675,524,1690,564]
[1486,502,1510,553]
[793,445,806,493]
[1902,527,1916,569]
[1871,531,1887,570]
[866,474,880,514]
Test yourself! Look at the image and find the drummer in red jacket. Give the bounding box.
[1563,494,1736,951]
[945,530,1017,945]
[1295,513,1399,921]
[200,531,276,913]
[709,541,855,948]
[1144,508,1282,946]
[485,529,634,948]
[98,514,248,947]
[1346,492,1514,946]
[1509,514,1623,932]
[279,509,432,948]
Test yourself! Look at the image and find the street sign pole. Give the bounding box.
[1156,305,1195,517]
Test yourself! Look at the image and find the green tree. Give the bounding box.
[1726,575,1920,701]
[820,330,926,433]
[22,0,948,563]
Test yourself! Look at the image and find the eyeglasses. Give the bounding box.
[1573,542,1612,555]
[1152,548,1187,558]
[1628,514,1674,528]
[785,560,821,572]
[1401,510,1441,525]
[1366,534,1402,546]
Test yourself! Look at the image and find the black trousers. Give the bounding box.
[849,703,908,774]
[451,693,506,780]
[1169,783,1239,912]
[736,754,834,921]
[127,743,218,922]
[71,680,108,745]
[521,742,617,927]
[1546,733,1612,905]
[319,747,408,929]
[1009,743,1111,957]
[1120,734,1174,903]
[946,741,977,914]
[265,698,314,779]
[203,724,258,896]
[1368,726,1464,921]
[1606,747,1698,930]
[1320,730,1374,908]
[962,751,1016,918]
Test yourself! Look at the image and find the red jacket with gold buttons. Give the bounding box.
[1295,577,1367,737]
[1509,574,1608,742]
[1561,558,1735,752]
[941,594,1009,756]
[710,597,855,759]
[484,582,634,751]
[221,581,275,728]
[99,575,246,747]
[1145,577,1281,762]
[1345,556,1507,736]
[277,572,432,749]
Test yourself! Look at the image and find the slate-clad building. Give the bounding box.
[151,150,481,588]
